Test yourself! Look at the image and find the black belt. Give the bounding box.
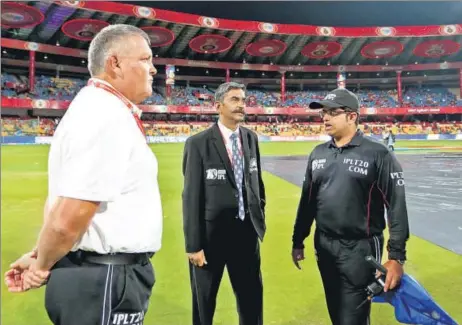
[68,250,154,265]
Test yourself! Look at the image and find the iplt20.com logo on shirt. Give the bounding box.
[312,159,326,170]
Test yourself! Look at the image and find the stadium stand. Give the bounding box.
[2,73,462,109]
[2,71,461,140]
[2,117,461,138]
[402,87,458,107]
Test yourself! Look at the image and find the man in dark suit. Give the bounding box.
[182,82,266,325]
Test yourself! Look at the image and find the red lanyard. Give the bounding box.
[87,79,146,138]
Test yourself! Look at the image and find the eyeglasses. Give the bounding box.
[319,107,356,118]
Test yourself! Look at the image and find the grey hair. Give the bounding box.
[87,24,151,77]
[214,82,246,103]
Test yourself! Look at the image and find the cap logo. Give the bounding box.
[325,94,337,100]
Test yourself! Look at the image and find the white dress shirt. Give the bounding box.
[47,78,163,254]
[218,120,243,167]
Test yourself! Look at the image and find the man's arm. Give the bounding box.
[255,136,266,212]
[35,197,100,271]
[182,138,204,253]
[376,151,410,261]
[292,153,316,249]
[30,195,50,254]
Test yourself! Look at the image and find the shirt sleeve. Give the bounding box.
[292,153,317,249]
[56,112,131,202]
[376,151,410,261]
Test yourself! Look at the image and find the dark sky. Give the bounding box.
[122,1,462,27]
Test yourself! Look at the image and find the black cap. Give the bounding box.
[309,88,360,111]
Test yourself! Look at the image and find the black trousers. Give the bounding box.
[314,231,384,325]
[189,215,263,325]
[44,253,155,325]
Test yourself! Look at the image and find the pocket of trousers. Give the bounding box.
[339,239,375,289]
[110,265,128,312]
[110,263,156,325]
[109,265,151,325]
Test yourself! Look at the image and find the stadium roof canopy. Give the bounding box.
[126,1,462,28]
[1,1,462,68]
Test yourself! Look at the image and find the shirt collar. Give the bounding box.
[89,77,113,88]
[218,120,240,141]
[328,129,364,148]
[89,77,142,118]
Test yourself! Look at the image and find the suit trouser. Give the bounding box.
[44,252,155,325]
[189,215,263,325]
[314,231,384,325]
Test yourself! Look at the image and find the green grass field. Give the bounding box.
[2,140,462,325]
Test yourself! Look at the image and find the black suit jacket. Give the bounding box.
[182,123,266,253]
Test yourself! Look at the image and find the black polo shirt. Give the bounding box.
[292,131,410,261]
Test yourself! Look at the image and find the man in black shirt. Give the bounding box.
[291,88,410,325]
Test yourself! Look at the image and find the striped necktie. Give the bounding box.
[230,133,245,220]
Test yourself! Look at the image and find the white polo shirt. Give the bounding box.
[47,78,163,254]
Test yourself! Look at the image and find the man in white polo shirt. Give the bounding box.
[4,24,162,325]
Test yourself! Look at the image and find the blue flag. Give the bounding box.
[372,274,459,325]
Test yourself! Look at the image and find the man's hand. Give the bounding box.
[22,261,50,291]
[382,260,404,292]
[292,248,305,270]
[4,251,37,293]
[187,250,207,267]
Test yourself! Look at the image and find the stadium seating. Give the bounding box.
[246,90,279,107]
[2,73,461,108]
[1,73,166,104]
[356,89,398,108]
[2,117,461,137]
[402,87,458,107]
[1,117,56,137]
[170,86,214,106]
[2,72,461,138]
